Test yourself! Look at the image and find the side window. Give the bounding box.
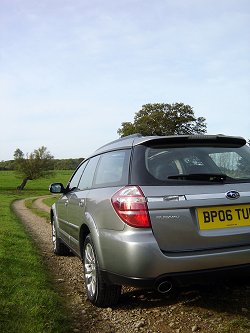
[68,161,87,191]
[78,155,100,190]
[94,150,129,187]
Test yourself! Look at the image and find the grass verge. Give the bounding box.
[0,170,73,333]
[42,195,59,207]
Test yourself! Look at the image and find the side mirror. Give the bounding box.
[49,183,65,194]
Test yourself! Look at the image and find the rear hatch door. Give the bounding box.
[131,135,250,253]
[142,184,250,252]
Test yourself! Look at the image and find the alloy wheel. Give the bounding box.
[52,223,57,252]
[84,242,97,298]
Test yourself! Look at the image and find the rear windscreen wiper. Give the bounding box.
[168,173,228,182]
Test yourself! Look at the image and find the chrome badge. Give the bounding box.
[226,190,240,200]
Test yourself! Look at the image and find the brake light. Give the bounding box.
[111,186,151,228]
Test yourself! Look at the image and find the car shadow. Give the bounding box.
[117,277,250,317]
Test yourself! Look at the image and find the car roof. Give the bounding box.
[90,134,246,157]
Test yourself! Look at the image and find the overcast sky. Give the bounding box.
[1,0,249,161]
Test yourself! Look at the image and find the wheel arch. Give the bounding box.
[50,209,54,224]
[80,223,107,273]
[79,224,91,259]
[50,203,57,225]
[80,211,106,265]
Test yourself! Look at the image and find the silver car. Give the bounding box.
[50,134,250,307]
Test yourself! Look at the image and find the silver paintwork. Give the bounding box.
[50,134,250,288]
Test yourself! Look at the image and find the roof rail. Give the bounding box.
[119,133,143,139]
[95,133,143,152]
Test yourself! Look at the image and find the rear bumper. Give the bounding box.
[101,263,250,288]
[95,229,250,286]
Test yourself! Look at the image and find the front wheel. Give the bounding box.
[83,234,121,307]
[51,218,70,256]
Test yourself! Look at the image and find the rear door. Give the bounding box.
[67,156,100,254]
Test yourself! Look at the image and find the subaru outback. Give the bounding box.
[49,134,250,307]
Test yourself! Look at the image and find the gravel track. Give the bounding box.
[12,197,250,333]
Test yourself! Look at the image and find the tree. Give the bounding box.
[117,103,207,137]
[14,146,54,190]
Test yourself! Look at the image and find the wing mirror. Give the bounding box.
[49,183,65,194]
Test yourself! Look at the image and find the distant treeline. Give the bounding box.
[0,158,84,171]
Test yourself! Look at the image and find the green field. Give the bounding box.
[0,170,72,192]
[0,170,73,333]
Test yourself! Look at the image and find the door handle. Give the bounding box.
[79,199,85,207]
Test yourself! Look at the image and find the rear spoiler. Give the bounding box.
[135,134,246,147]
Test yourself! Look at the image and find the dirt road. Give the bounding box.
[12,198,250,333]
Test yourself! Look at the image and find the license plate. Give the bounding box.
[197,204,250,230]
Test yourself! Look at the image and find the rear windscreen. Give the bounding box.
[130,144,250,185]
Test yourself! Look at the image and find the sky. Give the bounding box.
[0,0,249,161]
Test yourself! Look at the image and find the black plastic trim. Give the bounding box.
[101,263,250,288]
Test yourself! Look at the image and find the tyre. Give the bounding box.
[51,218,70,256]
[83,234,121,307]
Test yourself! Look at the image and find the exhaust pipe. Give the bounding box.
[156,280,173,294]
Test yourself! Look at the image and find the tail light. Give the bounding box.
[111,186,151,228]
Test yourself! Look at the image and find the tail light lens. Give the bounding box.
[111,186,151,228]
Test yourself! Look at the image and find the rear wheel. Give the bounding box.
[83,234,121,307]
[51,218,70,256]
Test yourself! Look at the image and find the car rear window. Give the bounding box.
[130,144,250,185]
